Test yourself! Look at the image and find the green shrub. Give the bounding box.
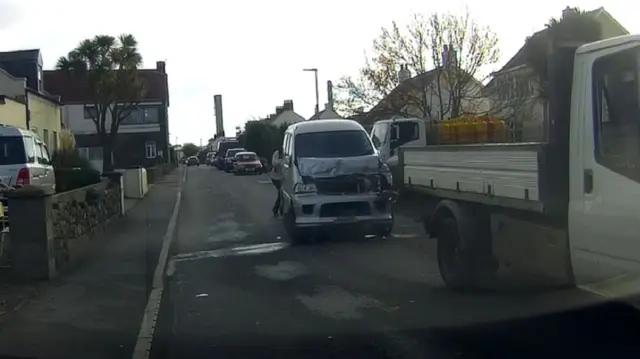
[51,149,102,192]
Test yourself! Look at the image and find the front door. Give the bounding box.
[569,44,640,296]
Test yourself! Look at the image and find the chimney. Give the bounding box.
[447,45,457,67]
[283,100,293,111]
[156,61,166,73]
[275,106,284,115]
[398,64,411,83]
[562,6,577,19]
[327,81,334,110]
[442,45,449,66]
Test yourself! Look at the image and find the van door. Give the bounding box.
[569,44,640,294]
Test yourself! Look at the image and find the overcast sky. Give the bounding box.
[0,0,637,145]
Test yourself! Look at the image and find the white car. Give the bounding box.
[0,125,55,193]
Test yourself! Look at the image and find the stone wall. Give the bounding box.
[50,179,121,270]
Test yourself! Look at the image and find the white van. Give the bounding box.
[280,119,395,243]
[0,125,55,193]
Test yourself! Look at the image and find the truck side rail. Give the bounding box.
[399,143,550,212]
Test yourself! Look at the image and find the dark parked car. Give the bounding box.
[224,148,246,172]
[186,156,199,166]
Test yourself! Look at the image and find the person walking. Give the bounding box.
[270,148,285,216]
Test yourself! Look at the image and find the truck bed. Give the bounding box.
[401,143,547,211]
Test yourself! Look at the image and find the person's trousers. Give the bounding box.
[271,179,282,214]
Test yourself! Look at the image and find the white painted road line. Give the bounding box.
[131,167,186,359]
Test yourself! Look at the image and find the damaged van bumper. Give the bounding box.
[291,192,394,230]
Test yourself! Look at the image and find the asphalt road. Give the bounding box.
[151,165,640,359]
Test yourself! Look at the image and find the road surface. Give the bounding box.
[151,166,640,358]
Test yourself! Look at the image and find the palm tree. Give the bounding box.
[56,34,145,172]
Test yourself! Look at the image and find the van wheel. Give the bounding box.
[284,203,306,245]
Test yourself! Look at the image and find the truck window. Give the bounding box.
[295,130,374,158]
[371,122,389,148]
[593,46,640,182]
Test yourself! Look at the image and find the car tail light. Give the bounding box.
[16,168,30,185]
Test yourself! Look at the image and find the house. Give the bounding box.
[357,54,489,129]
[43,61,170,171]
[0,68,27,129]
[0,94,26,129]
[262,100,305,127]
[308,81,343,121]
[0,49,63,150]
[486,6,629,141]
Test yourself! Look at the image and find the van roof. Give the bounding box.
[0,124,36,138]
[235,151,256,156]
[290,119,365,135]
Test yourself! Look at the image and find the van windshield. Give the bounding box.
[0,136,27,165]
[295,130,374,158]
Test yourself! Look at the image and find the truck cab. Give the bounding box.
[370,118,426,167]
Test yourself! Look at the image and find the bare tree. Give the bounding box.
[335,10,500,121]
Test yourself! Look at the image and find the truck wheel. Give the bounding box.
[284,203,306,245]
[437,217,476,289]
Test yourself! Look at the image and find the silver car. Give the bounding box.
[280,120,395,244]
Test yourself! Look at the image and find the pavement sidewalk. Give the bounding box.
[0,168,183,359]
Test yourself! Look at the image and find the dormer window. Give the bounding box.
[37,64,43,92]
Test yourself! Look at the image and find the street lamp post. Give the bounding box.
[303,68,319,114]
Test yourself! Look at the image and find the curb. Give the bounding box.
[131,166,186,359]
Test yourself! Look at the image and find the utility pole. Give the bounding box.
[303,68,319,114]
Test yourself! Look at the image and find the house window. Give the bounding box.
[121,106,159,124]
[52,131,58,151]
[84,106,97,119]
[145,141,157,159]
[79,146,103,161]
[38,65,43,92]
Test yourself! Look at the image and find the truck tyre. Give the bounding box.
[437,217,476,289]
[435,214,498,290]
[284,202,306,245]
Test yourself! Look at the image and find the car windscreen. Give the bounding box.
[236,154,257,162]
[0,136,27,165]
[295,130,374,158]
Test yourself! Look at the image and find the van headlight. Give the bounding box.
[380,164,393,187]
[294,182,317,194]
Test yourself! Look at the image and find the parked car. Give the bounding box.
[0,125,55,194]
[224,148,246,172]
[179,158,186,164]
[186,156,199,166]
[233,152,263,175]
[205,152,217,166]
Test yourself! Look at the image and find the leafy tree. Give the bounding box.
[182,143,199,157]
[56,34,145,172]
[335,10,499,121]
[523,7,602,99]
[242,121,287,161]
